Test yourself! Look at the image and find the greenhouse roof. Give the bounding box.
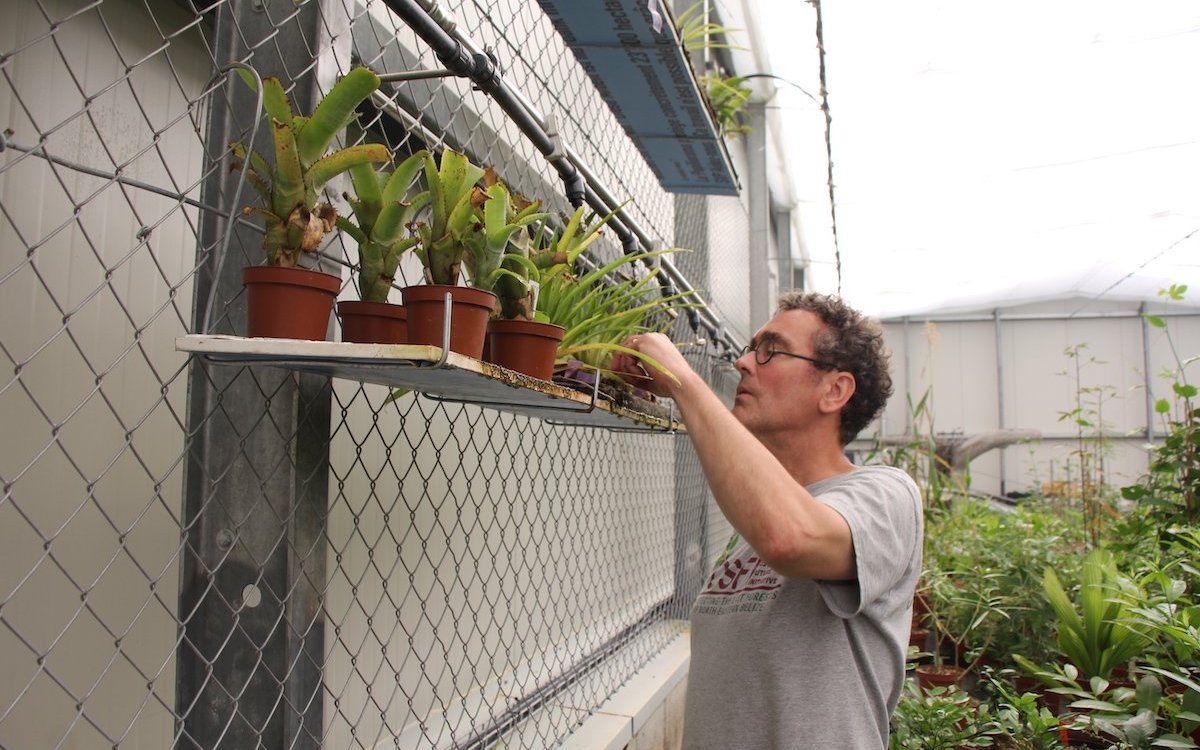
[757,1,1200,319]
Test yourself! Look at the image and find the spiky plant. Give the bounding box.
[461,170,549,319]
[232,66,390,267]
[338,150,429,302]
[532,207,699,379]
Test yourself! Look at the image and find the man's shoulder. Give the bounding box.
[835,463,918,487]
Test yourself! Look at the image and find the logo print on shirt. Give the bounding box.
[702,553,782,596]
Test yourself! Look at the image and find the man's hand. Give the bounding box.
[611,333,692,398]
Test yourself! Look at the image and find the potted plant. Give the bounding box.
[532,209,698,395]
[916,560,972,692]
[233,66,390,340]
[888,680,999,750]
[335,150,429,343]
[982,674,1063,750]
[458,176,564,379]
[1043,548,1149,682]
[402,149,519,358]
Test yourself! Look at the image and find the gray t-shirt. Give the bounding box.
[681,465,923,749]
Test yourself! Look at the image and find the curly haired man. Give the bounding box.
[615,292,923,749]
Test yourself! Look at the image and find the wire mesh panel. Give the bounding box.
[0,0,743,747]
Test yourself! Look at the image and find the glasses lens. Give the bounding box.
[754,340,771,364]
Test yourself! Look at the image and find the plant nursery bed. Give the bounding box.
[177,335,682,432]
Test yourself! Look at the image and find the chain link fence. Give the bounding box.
[1,0,749,747]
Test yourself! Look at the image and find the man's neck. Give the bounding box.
[756,428,855,487]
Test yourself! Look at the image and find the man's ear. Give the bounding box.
[819,371,856,414]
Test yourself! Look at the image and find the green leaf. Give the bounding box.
[1069,699,1126,712]
[334,214,366,245]
[1146,314,1168,329]
[383,387,410,404]
[380,150,428,206]
[1152,736,1199,748]
[296,66,381,166]
[256,76,294,131]
[306,143,391,198]
[347,162,383,223]
[1175,383,1198,398]
[1157,398,1173,414]
[270,117,305,219]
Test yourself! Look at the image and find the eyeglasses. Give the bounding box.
[739,339,838,369]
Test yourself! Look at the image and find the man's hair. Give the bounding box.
[776,291,893,445]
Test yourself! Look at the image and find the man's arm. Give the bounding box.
[613,334,855,580]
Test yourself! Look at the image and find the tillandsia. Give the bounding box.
[231,66,390,267]
[338,150,430,303]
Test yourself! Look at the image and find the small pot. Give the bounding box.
[485,319,565,380]
[401,284,496,359]
[338,300,407,344]
[243,266,341,340]
[908,627,930,653]
[915,663,967,693]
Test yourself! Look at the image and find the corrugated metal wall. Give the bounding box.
[877,302,1200,498]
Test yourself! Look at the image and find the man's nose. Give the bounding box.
[734,351,753,374]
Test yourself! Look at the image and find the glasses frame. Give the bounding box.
[738,340,838,369]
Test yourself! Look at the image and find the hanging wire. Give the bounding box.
[1069,225,1200,318]
[809,0,842,293]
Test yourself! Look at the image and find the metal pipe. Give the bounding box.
[1140,302,1156,439]
[383,0,586,206]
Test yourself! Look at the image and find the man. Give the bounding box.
[614,292,922,749]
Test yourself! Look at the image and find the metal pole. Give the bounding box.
[747,101,770,331]
[993,308,1008,496]
[177,0,338,746]
[1140,302,1156,440]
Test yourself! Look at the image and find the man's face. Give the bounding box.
[731,309,832,435]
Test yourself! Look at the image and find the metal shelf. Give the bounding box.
[177,335,681,433]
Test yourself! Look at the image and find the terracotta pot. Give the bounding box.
[338,300,407,344]
[485,319,565,380]
[915,663,967,693]
[912,592,930,629]
[243,266,341,340]
[401,285,496,358]
[1058,720,1108,748]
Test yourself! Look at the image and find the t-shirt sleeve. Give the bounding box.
[815,467,922,618]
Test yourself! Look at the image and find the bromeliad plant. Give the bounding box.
[338,150,430,302]
[459,169,549,313]
[233,66,391,267]
[413,152,548,295]
[412,148,490,287]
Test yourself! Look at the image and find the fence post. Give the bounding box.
[177,0,349,746]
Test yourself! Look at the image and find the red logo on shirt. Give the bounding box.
[702,554,782,596]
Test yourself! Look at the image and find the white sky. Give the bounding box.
[755,0,1200,317]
